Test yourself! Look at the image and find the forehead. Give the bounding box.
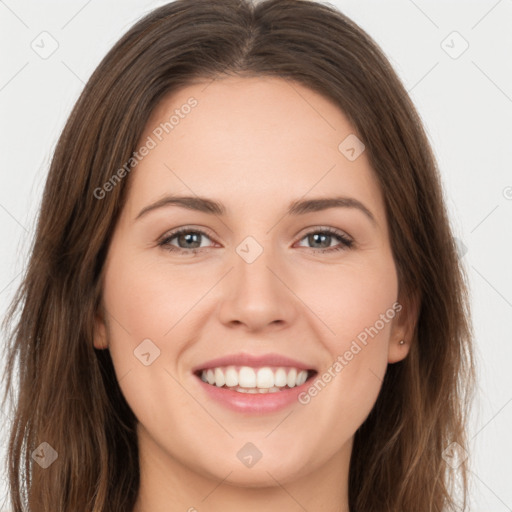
[125,76,385,225]
[144,75,356,162]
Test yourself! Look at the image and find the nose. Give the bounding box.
[217,244,299,332]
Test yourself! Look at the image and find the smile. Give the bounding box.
[196,365,316,393]
[192,352,318,413]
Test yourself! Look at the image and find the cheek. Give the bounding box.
[101,255,203,424]
[102,255,196,341]
[299,254,398,413]
[99,255,186,395]
[307,253,399,348]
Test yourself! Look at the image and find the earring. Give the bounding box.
[399,339,405,345]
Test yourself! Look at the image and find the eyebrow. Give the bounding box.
[135,195,377,226]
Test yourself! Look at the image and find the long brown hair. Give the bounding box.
[1,0,476,510]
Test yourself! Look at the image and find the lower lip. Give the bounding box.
[194,374,314,414]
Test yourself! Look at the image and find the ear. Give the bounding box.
[93,304,109,350]
[387,289,420,364]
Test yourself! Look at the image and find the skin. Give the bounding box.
[94,76,417,512]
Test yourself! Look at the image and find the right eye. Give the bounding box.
[158,227,216,255]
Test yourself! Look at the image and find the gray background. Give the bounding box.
[1,0,511,510]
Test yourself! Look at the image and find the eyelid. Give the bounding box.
[296,225,352,241]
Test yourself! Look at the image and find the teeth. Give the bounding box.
[256,367,274,388]
[214,368,225,387]
[239,367,256,387]
[287,368,297,388]
[296,370,307,386]
[225,367,238,387]
[200,365,310,391]
[234,386,281,394]
[274,368,287,387]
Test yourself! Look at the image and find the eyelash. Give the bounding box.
[157,226,354,255]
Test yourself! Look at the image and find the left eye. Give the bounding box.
[296,228,354,252]
[158,227,353,254]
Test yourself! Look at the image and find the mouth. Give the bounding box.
[193,366,318,394]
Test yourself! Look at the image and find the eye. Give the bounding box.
[296,227,354,253]
[158,226,354,255]
[158,227,215,255]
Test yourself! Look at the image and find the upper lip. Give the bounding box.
[192,352,316,373]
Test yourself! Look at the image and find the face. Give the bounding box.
[95,76,414,489]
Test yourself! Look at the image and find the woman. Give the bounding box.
[1,0,476,510]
